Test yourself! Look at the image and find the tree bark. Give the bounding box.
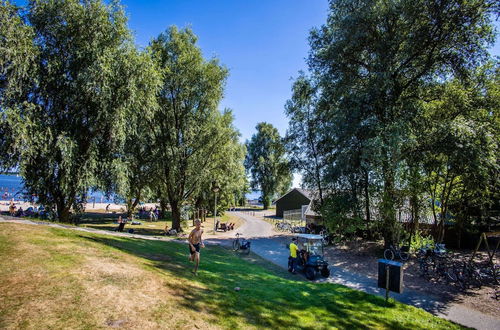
[56,198,72,223]
[170,200,182,231]
[363,168,370,231]
[160,199,169,220]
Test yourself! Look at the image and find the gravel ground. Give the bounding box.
[324,239,500,318]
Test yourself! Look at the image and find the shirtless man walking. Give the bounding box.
[188,219,204,275]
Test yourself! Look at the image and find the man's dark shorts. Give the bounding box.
[189,243,201,255]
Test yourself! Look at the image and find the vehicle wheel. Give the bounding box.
[384,249,394,260]
[321,267,330,278]
[233,240,240,251]
[400,251,409,261]
[305,267,316,280]
[243,244,250,255]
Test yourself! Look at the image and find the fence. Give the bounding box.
[283,208,306,227]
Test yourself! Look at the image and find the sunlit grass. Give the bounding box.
[0,223,463,329]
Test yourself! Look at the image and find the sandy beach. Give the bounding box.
[0,200,159,213]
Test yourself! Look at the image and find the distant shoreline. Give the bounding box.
[0,172,20,176]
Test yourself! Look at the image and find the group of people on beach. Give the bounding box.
[7,199,46,218]
[137,206,160,221]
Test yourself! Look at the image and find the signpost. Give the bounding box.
[378,259,403,302]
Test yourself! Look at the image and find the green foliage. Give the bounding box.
[245,122,292,209]
[286,0,497,245]
[3,0,150,222]
[0,1,37,170]
[285,73,325,203]
[320,193,365,243]
[410,230,436,252]
[148,26,244,229]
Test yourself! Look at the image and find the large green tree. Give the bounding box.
[111,49,160,218]
[245,122,291,209]
[0,1,36,170]
[415,64,499,244]
[285,73,326,204]
[7,0,153,222]
[148,27,232,231]
[305,0,496,245]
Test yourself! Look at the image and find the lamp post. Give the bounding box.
[212,182,220,232]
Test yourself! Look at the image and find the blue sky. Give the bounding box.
[119,0,500,144]
[120,0,330,142]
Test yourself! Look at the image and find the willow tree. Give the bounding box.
[245,122,292,209]
[0,1,36,170]
[193,112,246,214]
[149,27,230,231]
[8,0,153,222]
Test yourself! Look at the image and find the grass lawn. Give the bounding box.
[78,211,174,236]
[79,211,244,236]
[0,223,462,329]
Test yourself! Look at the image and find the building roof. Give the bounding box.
[273,188,313,204]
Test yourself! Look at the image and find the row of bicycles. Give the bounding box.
[275,221,307,234]
[416,245,499,291]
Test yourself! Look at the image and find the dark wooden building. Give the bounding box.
[275,188,312,217]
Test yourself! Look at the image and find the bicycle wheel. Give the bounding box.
[233,240,240,251]
[399,251,409,261]
[243,243,250,255]
[384,249,394,260]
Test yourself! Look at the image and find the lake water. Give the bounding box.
[0,174,261,203]
[0,174,115,202]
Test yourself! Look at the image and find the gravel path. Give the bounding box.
[2,212,498,329]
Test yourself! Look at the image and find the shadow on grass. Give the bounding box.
[78,212,172,236]
[77,234,454,329]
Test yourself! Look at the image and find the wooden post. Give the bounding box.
[385,264,390,303]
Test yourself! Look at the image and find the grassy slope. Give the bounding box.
[0,223,462,329]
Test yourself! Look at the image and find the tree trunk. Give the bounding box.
[56,198,71,223]
[364,169,370,230]
[126,195,140,219]
[381,172,397,248]
[160,199,169,219]
[170,200,182,231]
[262,197,270,210]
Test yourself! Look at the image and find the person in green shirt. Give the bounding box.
[288,238,299,274]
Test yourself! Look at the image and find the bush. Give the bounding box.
[410,230,435,252]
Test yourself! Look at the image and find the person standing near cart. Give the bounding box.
[288,238,298,274]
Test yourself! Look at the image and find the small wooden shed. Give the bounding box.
[274,188,312,218]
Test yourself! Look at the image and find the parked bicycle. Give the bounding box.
[275,221,292,232]
[233,233,251,255]
[415,244,491,291]
[384,244,409,261]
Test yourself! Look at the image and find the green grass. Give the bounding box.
[0,223,463,329]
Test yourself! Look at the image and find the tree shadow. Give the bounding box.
[78,212,172,236]
[77,234,453,329]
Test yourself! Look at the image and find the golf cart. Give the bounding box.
[293,234,330,280]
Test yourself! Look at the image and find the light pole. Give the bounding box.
[212,182,220,232]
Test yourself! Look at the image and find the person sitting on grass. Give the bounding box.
[15,207,25,217]
[116,216,126,232]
